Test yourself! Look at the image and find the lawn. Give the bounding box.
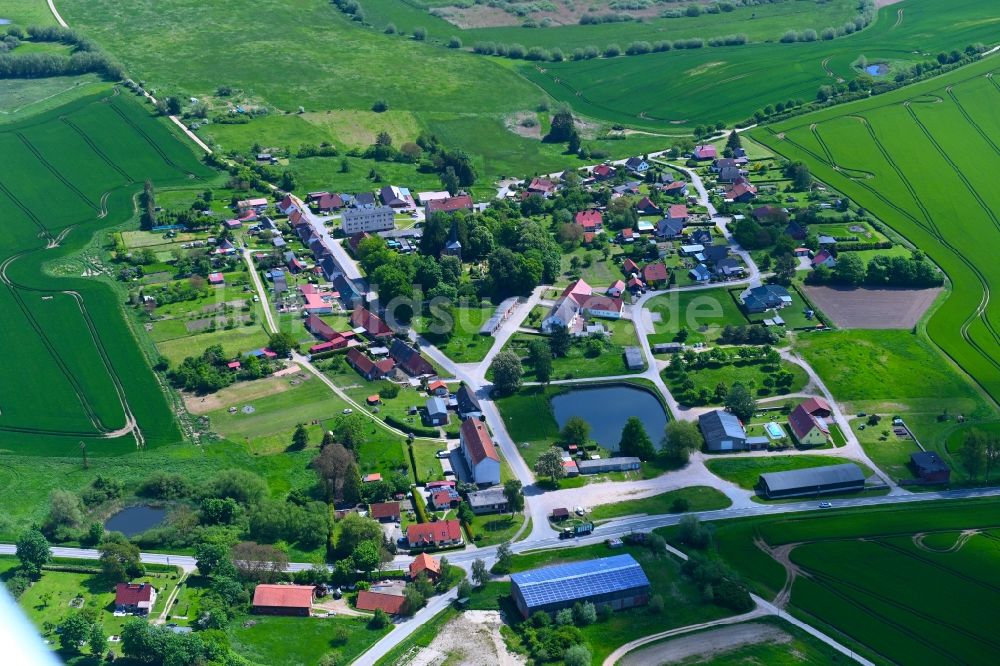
[504,319,642,381]
[588,486,731,522]
[663,357,809,404]
[646,287,749,345]
[705,455,871,490]
[852,417,921,482]
[16,561,182,652]
[0,89,211,455]
[227,615,390,666]
[756,56,1000,407]
[416,304,497,364]
[468,511,525,547]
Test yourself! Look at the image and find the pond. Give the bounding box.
[551,384,668,451]
[104,506,167,536]
[865,63,889,76]
[0,19,11,25]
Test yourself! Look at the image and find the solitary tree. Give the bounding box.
[503,480,525,514]
[618,417,656,461]
[291,423,309,450]
[352,540,381,579]
[471,558,489,587]
[15,528,50,577]
[534,446,567,483]
[662,420,703,464]
[725,382,756,422]
[58,614,92,654]
[559,416,590,447]
[99,537,144,582]
[549,323,571,357]
[490,349,523,396]
[88,623,107,657]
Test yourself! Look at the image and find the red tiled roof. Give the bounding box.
[575,210,603,230]
[727,182,758,199]
[623,258,639,274]
[252,584,314,609]
[787,404,827,440]
[428,380,447,392]
[561,278,593,306]
[581,295,623,313]
[427,195,473,213]
[668,204,688,219]
[643,263,668,282]
[663,181,687,192]
[370,501,401,520]
[622,228,634,238]
[461,419,499,465]
[811,249,833,266]
[356,590,406,614]
[431,491,452,507]
[116,583,154,606]
[593,164,614,178]
[800,396,832,417]
[637,196,660,212]
[364,473,383,483]
[406,519,462,546]
[409,552,441,578]
[528,177,556,193]
[307,314,337,341]
[351,306,393,337]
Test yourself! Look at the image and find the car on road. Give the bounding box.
[819,502,833,508]
[342,408,353,414]
[436,450,449,458]
[443,470,455,477]
[574,506,586,516]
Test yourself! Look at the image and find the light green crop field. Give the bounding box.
[521,0,1000,130]
[757,59,1000,406]
[0,90,212,456]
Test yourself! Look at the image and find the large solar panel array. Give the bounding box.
[511,554,650,609]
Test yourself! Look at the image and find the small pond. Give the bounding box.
[551,384,668,451]
[0,19,11,25]
[865,63,889,76]
[104,506,167,536]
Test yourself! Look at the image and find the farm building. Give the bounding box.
[356,588,405,615]
[456,384,483,418]
[425,397,449,426]
[510,554,651,618]
[623,347,645,371]
[351,306,393,339]
[699,410,749,452]
[910,451,951,483]
[758,463,866,499]
[251,584,315,616]
[479,297,520,335]
[460,418,501,485]
[467,487,509,515]
[389,339,435,376]
[577,457,641,474]
[115,583,157,615]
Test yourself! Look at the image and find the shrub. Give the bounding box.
[626,41,652,56]
[564,644,591,666]
[413,27,427,41]
[821,27,836,40]
[448,36,462,49]
[555,608,574,626]
[780,30,799,43]
[384,23,396,34]
[604,43,621,58]
[372,99,388,112]
[507,43,526,59]
[369,608,390,629]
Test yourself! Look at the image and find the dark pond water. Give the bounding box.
[104,506,166,536]
[551,384,668,451]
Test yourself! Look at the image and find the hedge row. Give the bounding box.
[412,489,430,524]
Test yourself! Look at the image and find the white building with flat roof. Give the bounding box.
[341,206,395,235]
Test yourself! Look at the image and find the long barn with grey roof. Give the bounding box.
[510,554,651,618]
[758,463,865,499]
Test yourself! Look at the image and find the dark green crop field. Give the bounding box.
[0,89,212,455]
[521,0,1000,130]
[753,55,1000,406]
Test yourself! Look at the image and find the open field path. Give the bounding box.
[242,248,277,334]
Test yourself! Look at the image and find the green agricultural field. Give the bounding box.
[522,0,1000,131]
[227,615,390,666]
[0,89,212,456]
[705,454,870,490]
[756,57,1000,410]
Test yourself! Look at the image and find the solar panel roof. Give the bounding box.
[511,554,650,608]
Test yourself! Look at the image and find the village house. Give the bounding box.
[661,180,688,196]
[316,193,345,213]
[526,177,557,197]
[409,553,442,581]
[575,209,603,232]
[642,262,668,287]
[460,418,501,486]
[592,164,616,180]
[208,272,224,286]
[624,156,650,174]
[581,294,624,319]
[425,396,449,426]
[542,279,592,333]
[346,348,395,380]
[115,583,157,615]
[699,410,749,452]
[406,519,464,549]
[689,263,712,282]
[787,402,831,446]
[389,339,435,376]
[379,185,416,210]
[740,284,792,313]
[467,487,509,515]
[812,249,837,269]
[369,501,401,522]
[910,451,951,484]
[656,218,684,239]
[636,196,662,216]
[237,197,269,213]
[341,206,395,234]
[351,306,393,339]
[725,180,758,203]
[622,258,640,276]
[607,280,626,298]
[251,584,315,617]
[356,587,406,615]
[456,384,483,419]
[692,145,717,160]
[426,194,474,217]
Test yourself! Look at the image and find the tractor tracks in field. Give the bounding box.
[14,131,99,212]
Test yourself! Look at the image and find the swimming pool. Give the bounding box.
[764,422,784,439]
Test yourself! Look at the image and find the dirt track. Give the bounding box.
[619,622,791,665]
[801,285,941,329]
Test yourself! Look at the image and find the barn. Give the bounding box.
[758,463,865,499]
[251,584,315,616]
[510,554,651,618]
[910,451,951,484]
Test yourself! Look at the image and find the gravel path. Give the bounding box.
[619,622,790,666]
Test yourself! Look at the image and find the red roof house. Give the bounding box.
[427,194,474,214]
[636,196,662,216]
[643,263,669,286]
[351,306,393,338]
[726,181,758,202]
[787,404,830,446]
[431,490,454,510]
[527,177,557,196]
[693,144,718,160]
[115,583,157,615]
[356,590,406,615]
[592,164,615,180]
[369,501,401,522]
[800,396,832,418]
[208,272,225,285]
[575,210,603,231]
[252,584,315,616]
[363,472,383,483]
[406,519,463,549]
[623,258,640,276]
[667,204,689,221]
[409,553,441,580]
[347,348,395,380]
[427,380,448,396]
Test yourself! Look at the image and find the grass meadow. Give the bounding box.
[227,615,390,666]
[757,59,1000,412]
[0,90,212,455]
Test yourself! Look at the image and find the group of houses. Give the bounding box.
[541,278,625,335]
[689,145,757,203]
[698,397,836,453]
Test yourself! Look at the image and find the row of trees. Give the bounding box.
[808,251,942,288]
